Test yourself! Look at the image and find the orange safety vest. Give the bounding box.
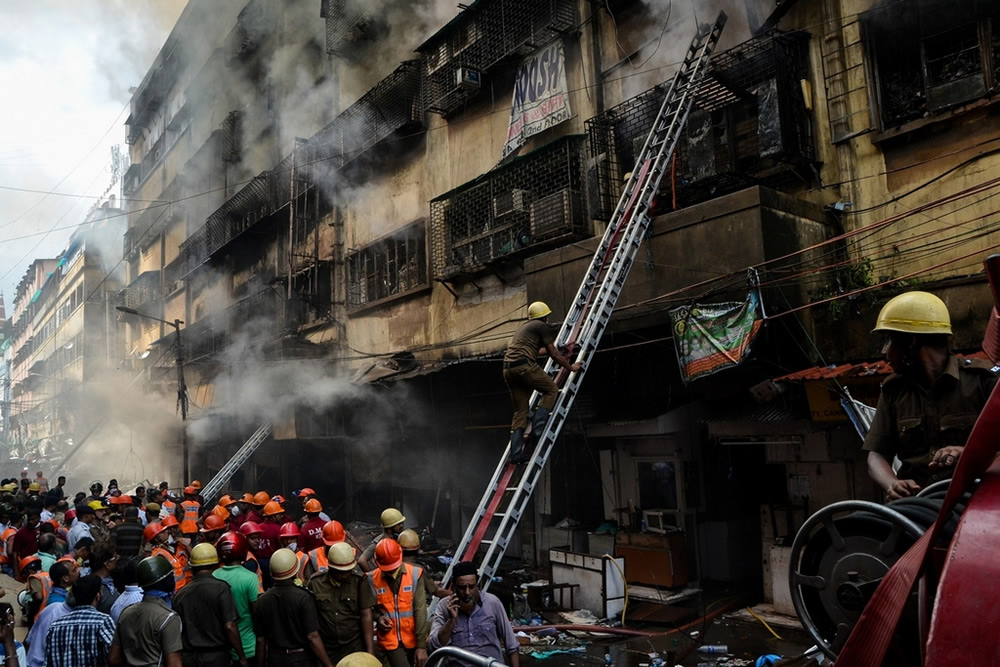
[27,572,52,620]
[306,546,328,579]
[181,500,200,521]
[152,546,191,591]
[294,550,309,581]
[161,500,177,518]
[0,527,16,564]
[370,563,423,651]
[245,553,264,592]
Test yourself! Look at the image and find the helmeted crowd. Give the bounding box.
[0,473,520,667]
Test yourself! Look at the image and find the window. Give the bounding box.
[865,1,1000,128]
[347,221,428,310]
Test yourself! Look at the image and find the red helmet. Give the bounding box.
[201,514,226,532]
[322,520,346,546]
[215,531,249,561]
[304,499,323,513]
[279,522,300,538]
[143,522,167,542]
[271,494,286,504]
[161,515,179,529]
[296,487,317,497]
[375,538,403,571]
[263,501,283,516]
[183,486,197,495]
[239,521,263,536]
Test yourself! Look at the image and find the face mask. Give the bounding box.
[230,506,241,516]
[287,541,298,552]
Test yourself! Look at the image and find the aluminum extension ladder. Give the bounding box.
[440,13,729,593]
[200,422,272,501]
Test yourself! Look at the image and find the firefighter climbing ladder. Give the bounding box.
[441,13,728,592]
[201,422,272,501]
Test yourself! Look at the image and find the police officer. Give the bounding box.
[864,291,998,500]
[308,543,375,664]
[251,548,333,667]
[109,555,183,666]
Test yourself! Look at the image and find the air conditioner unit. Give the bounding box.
[492,189,532,218]
[456,67,482,91]
[530,189,583,241]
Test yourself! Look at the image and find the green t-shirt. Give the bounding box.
[214,564,260,657]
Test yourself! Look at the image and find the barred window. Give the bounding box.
[347,221,428,311]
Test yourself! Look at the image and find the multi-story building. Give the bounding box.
[115,0,1000,601]
[6,206,126,464]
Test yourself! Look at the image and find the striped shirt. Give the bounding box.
[44,606,116,667]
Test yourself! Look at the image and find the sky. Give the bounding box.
[0,1,187,311]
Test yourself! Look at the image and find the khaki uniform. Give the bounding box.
[503,319,558,429]
[112,596,184,667]
[90,521,111,546]
[308,570,376,664]
[252,580,321,667]
[864,355,998,487]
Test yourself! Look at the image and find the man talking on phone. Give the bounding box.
[427,562,519,667]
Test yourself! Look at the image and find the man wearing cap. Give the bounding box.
[864,291,1000,500]
[253,549,334,667]
[428,561,519,667]
[358,508,406,573]
[296,489,331,522]
[88,500,112,546]
[112,506,145,558]
[68,504,96,550]
[308,542,376,663]
[110,555,183,667]
[173,543,248,667]
[142,502,161,528]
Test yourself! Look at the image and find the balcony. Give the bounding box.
[417,0,576,117]
[585,30,815,220]
[311,60,423,170]
[323,0,377,55]
[122,163,141,196]
[225,0,270,65]
[430,135,588,280]
[182,288,307,363]
[118,271,162,311]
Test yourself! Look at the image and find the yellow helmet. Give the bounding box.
[88,500,107,511]
[873,291,952,336]
[269,548,300,581]
[380,508,405,529]
[336,653,383,667]
[189,543,219,567]
[528,301,552,320]
[328,542,357,571]
[397,529,421,550]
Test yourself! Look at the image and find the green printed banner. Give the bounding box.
[669,291,763,382]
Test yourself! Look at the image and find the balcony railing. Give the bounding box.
[118,271,162,311]
[182,288,307,363]
[324,0,377,55]
[586,30,815,219]
[430,135,588,280]
[311,60,423,170]
[417,0,576,117]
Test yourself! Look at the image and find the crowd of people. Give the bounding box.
[0,472,520,667]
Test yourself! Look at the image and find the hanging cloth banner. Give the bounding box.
[669,291,764,382]
[501,39,572,160]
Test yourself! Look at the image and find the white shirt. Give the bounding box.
[67,520,93,550]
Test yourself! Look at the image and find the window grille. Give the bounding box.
[347,221,428,310]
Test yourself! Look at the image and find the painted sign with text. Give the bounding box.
[502,40,572,160]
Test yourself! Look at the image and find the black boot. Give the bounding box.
[530,407,551,441]
[509,429,530,465]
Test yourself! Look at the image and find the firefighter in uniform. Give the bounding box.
[358,509,405,572]
[239,521,266,592]
[370,539,428,667]
[181,486,202,522]
[278,522,308,583]
[301,521,347,581]
[398,531,450,600]
[864,291,999,500]
[308,542,375,664]
[145,521,192,592]
[252,548,334,667]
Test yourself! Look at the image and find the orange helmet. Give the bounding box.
[263,501,283,517]
[162,515,179,529]
[279,522,300,538]
[211,505,230,520]
[375,539,403,572]
[201,514,226,532]
[183,486,197,496]
[322,520,346,546]
[240,493,255,504]
[239,521,263,536]
[304,498,323,513]
[180,520,199,534]
[20,555,42,571]
[218,494,237,507]
[252,491,270,506]
[297,487,317,497]
[144,522,167,541]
